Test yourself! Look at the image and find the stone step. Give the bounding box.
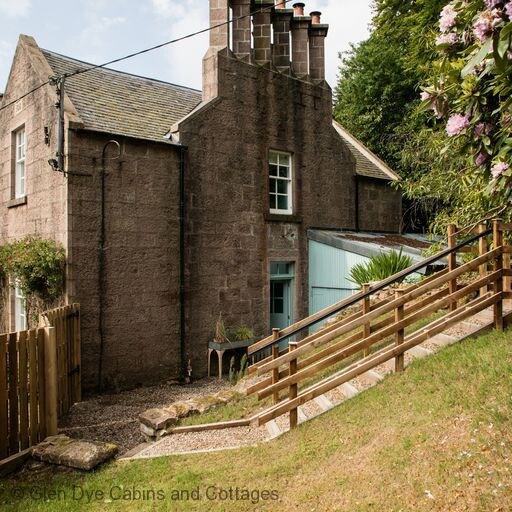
[265,420,281,439]
[340,382,359,399]
[297,407,308,423]
[474,309,495,322]
[429,333,458,348]
[460,320,480,332]
[366,370,384,383]
[314,394,334,412]
[407,345,433,358]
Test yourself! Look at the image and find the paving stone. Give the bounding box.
[31,435,118,471]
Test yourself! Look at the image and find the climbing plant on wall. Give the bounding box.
[0,236,66,322]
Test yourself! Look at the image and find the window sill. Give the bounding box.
[265,213,302,224]
[7,196,27,208]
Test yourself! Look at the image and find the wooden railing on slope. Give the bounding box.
[248,220,511,429]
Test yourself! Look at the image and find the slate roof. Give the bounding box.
[41,49,202,143]
[332,121,400,181]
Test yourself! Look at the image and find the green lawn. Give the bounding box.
[2,329,512,511]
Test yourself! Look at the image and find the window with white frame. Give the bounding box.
[14,283,27,331]
[15,127,26,198]
[269,150,292,214]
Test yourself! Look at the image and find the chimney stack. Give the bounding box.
[231,0,252,61]
[308,11,328,81]
[209,0,230,50]
[293,2,305,15]
[291,3,310,77]
[272,2,293,73]
[253,0,274,65]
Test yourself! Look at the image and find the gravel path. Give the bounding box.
[58,378,231,456]
[132,426,268,458]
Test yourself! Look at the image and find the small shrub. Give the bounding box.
[230,326,253,342]
[228,353,249,385]
[348,248,413,288]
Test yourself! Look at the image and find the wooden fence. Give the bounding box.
[0,304,80,461]
[247,220,512,429]
[40,304,81,417]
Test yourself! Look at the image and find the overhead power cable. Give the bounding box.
[0,0,296,112]
[0,81,48,112]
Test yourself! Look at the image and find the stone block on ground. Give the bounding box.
[139,407,179,431]
[31,435,118,471]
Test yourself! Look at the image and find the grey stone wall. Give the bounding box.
[66,131,182,391]
[178,50,357,375]
[357,177,402,233]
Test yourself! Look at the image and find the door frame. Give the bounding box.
[269,261,295,330]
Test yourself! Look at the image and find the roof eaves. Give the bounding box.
[332,120,400,181]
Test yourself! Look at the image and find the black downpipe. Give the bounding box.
[98,140,120,393]
[355,175,360,232]
[57,76,65,172]
[179,146,187,379]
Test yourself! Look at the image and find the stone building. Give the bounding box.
[0,1,401,392]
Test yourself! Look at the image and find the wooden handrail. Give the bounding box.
[243,221,509,430]
[255,291,501,426]
[248,228,493,355]
[246,287,450,395]
[256,247,501,375]
[256,271,501,399]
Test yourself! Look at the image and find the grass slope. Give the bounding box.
[2,329,512,511]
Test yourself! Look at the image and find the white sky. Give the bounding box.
[0,0,374,92]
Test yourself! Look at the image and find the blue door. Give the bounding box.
[270,262,294,350]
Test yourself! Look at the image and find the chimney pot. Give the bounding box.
[310,11,321,24]
[293,2,305,16]
[275,0,286,8]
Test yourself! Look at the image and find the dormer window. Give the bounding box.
[269,150,292,215]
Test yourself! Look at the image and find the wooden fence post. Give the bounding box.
[44,327,58,436]
[493,219,504,331]
[478,223,489,297]
[0,335,7,459]
[362,283,371,357]
[448,224,457,312]
[272,329,280,405]
[504,236,511,294]
[288,341,298,429]
[395,288,405,372]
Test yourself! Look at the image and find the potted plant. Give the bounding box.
[229,325,254,344]
[213,313,230,344]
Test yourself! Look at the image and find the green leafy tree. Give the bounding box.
[334,0,448,179]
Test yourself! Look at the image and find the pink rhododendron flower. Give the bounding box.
[484,0,501,7]
[473,11,494,41]
[439,4,458,31]
[506,2,512,19]
[491,161,509,179]
[491,8,504,27]
[446,114,470,136]
[474,122,492,137]
[436,32,458,45]
[476,152,490,167]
